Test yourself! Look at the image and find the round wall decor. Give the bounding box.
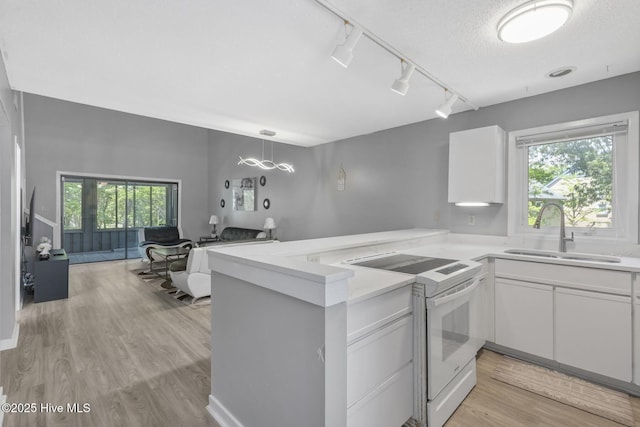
[260,176,267,186]
[263,198,271,210]
[224,180,230,189]
[220,199,226,208]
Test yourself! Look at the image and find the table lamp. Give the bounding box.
[264,217,276,240]
[209,215,218,237]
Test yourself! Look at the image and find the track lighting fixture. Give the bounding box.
[391,60,415,96]
[331,22,363,68]
[435,91,459,119]
[316,0,477,118]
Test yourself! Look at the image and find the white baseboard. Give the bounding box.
[0,386,6,426]
[207,394,244,427]
[0,323,19,351]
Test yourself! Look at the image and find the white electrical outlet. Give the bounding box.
[468,215,475,226]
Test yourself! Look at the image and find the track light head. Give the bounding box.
[435,92,459,119]
[391,61,416,96]
[331,25,363,68]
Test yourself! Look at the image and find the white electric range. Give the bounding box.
[345,252,483,427]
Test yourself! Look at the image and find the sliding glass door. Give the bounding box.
[61,175,178,264]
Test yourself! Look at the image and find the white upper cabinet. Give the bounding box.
[448,125,506,205]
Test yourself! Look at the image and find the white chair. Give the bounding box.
[169,247,211,304]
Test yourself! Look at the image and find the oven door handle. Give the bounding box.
[427,278,480,308]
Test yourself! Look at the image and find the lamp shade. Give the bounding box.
[264,217,276,230]
[209,215,218,225]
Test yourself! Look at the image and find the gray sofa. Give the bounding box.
[218,226,265,242]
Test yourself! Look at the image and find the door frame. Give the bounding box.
[55,170,182,250]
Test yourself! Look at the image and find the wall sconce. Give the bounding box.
[337,163,346,191]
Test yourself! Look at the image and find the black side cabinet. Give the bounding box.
[34,249,69,303]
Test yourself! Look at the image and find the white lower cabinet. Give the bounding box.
[555,288,632,382]
[494,258,634,385]
[347,363,413,427]
[347,315,412,408]
[346,285,413,427]
[494,278,554,359]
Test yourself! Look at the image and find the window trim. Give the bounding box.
[507,111,639,244]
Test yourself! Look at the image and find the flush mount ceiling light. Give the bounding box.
[497,0,573,43]
[331,21,364,68]
[391,60,416,96]
[238,130,295,173]
[435,91,459,119]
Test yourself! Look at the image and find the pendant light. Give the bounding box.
[238,130,295,173]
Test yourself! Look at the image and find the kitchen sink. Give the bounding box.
[504,249,621,263]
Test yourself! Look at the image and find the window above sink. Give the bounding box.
[507,111,640,245]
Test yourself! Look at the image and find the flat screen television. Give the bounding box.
[23,187,35,246]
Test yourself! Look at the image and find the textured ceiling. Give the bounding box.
[0,0,638,146]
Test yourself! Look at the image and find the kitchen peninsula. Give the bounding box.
[205,229,640,427]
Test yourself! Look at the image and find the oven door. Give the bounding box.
[426,276,482,400]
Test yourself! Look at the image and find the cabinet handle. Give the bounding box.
[428,278,480,308]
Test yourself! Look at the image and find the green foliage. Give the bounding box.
[64,179,171,231]
[63,181,83,230]
[527,136,613,228]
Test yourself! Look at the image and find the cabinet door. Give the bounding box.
[556,288,632,381]
[448,125,505,204]
[495,278,553,359]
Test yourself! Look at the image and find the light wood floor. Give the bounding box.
[1,260,217,427]
[1,259,639,427]
[447,349,640,427]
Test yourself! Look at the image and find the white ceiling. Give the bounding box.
[0,0,638,147]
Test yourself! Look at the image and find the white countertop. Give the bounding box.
[207,229,640,307]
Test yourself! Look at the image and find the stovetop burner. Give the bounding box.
[349,254,457,275]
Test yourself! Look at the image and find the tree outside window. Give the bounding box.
[63,180,83,230]
[528,136,613,228]
[95,182,169,229]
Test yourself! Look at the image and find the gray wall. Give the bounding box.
[24,94,211,242]
[210,272,346,427]
[20,72,640,248]
[208,72,640,240]
[0,53,23,344]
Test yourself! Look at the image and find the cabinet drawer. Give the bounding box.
[347,285,412,343]
[347,315,412,408]
[347,362,413,427]
[495,259,631,295]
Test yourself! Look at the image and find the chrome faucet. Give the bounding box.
[533,202,574,252]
